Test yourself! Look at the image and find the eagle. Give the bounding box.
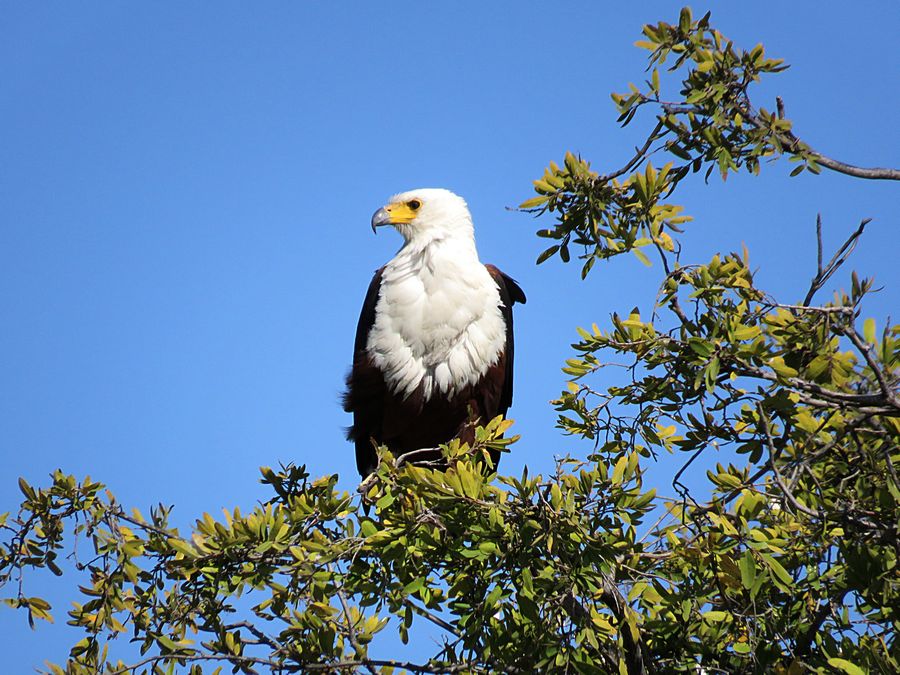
[344,188,526,481]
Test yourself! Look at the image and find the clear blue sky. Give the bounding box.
[2,2,897,670]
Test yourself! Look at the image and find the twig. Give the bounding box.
[840,328,899,407]
[802,218,869,306]
[404,598,462,637]
[598,120,666,183]
[771,304,853,314]
[735,361,899,415]
[222,620,281,652]
[815,213,823,282]
[776,96,786,120]
[328,563,377,675]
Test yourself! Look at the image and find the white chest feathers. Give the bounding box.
[366,242,506,400]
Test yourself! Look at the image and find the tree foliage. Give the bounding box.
[3,8,898,674]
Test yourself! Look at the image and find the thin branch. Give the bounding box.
[329,564,377,675]
[815,213,823,281]
[222,620,281,652]
[404,598,462,637]
[803,218,869,306]
[840,328,899,407]
[598,120,666,182]
[644,95,899,181]
[735,361,899,415]
[807,152,900,181]
[771,304,853,314]
[397,447,446,465]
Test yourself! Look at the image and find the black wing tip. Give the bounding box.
[486,264,527,305]
[510,282,526,305]
[504,273,527,305]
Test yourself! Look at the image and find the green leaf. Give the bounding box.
[733,324,761,341]
[679,7,692,32]
[702,610,730,622]
[761,554,793,586]
[688,338,713,358]
[739,552,756,589]
[403,578,425,596]
[536,245,560,265]
[612,455,628,485]
[520,195,549,209]
[168,538,197,558]
[827,658,866,675]
[17,477,34,500]
[157,634,179,651]
[360,519,377,537]
[863,318,876,345]
[632,248,652,267]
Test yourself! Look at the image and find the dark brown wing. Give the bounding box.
[343,267,385,478]
[485,264,526,417]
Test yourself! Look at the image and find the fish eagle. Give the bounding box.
[344,188,525,481]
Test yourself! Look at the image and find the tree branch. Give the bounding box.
[802,218,869,306]
[741,105,899,181]
[404,598,462,637]
[598,120,666,183]
[840,328,899,408]
[792,591,848,661]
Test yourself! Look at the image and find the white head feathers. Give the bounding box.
[373,188,475,249]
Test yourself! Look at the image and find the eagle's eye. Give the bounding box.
[408,199,422,210]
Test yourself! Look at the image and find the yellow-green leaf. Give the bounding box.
[827,658,866,675]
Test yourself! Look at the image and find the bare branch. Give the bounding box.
[803,218,869,306]
[815,213,823,280]
[805,152,900,181]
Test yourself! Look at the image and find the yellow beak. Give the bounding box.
[370,202,417,232]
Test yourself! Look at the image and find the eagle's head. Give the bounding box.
[371,188,474,246]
